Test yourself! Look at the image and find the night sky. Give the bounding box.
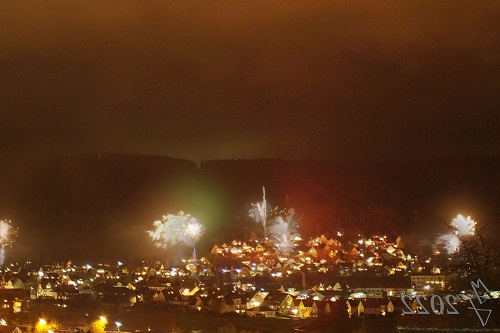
[0,1,498,163]
[0,2,499,260]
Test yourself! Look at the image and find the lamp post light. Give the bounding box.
[115,322,122,332]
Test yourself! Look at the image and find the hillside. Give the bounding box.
[0,154,497,261]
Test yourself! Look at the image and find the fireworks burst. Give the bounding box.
[148,212,205,259]
[437,233,460,254]
[0,220,17,247]
[148,212,189,249]
[268,208,296,236]
[435,214,477,254]
[249,186,269,239]
[272,234,295,255]
[451,214,476,236]
[0,220,18,266]
[181,218,205,247]
[268,208,300,256]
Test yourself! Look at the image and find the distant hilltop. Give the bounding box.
[0,153,498,261]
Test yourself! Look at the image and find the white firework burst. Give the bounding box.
[0,220,17,266]
[181,218,205,247]
[437,233,461,253]
[148,212,188,249]
[451,214,476,236]
[249,186,269,239]
[0,220,17,247]
[269,208,299,256]
[272,234,295,255]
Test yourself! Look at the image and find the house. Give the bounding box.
[188,297,208,311]
[219,297,236,314]
[410,275,445,292]
[0,289,29,313]
[246,305,275,318]
[3,279,25,290]
[180,285,199,296]
[268,292,294,315]
[37,282,57,299]
[346,300,363,316]
[292,299,313,318]
[313,300,327,317]
[153,291,166,303]
[145,278,167,291]
[387,298,406,315]
[332,282,343,291]
[365,287,387,299]
[362,299,385,316]
[211,245,222,255]
[349,247,360,257]
[247,291,268,309]
[310,291,325,301]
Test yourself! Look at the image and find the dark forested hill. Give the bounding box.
[0,153,497,261]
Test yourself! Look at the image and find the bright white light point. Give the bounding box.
[181,218,205,247]
[187,223,200,237]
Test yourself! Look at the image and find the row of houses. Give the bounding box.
[150,288,338,318]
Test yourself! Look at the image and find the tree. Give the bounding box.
[442,217,499,289]
[90,317,108,333]
[35,319,59,333]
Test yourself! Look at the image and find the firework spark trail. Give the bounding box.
[0,220,18,266]
[272,234,295,255]
[451,214,476,236]
[268,208,296,236]
[249,186,269,239]
[181,218,205,259]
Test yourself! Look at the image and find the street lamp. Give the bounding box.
[39,319,47,326]
[99,316,107,324]
[115,322,122,332]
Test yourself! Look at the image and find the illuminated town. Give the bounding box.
[1,1,499,332]
[0,209,497,333]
